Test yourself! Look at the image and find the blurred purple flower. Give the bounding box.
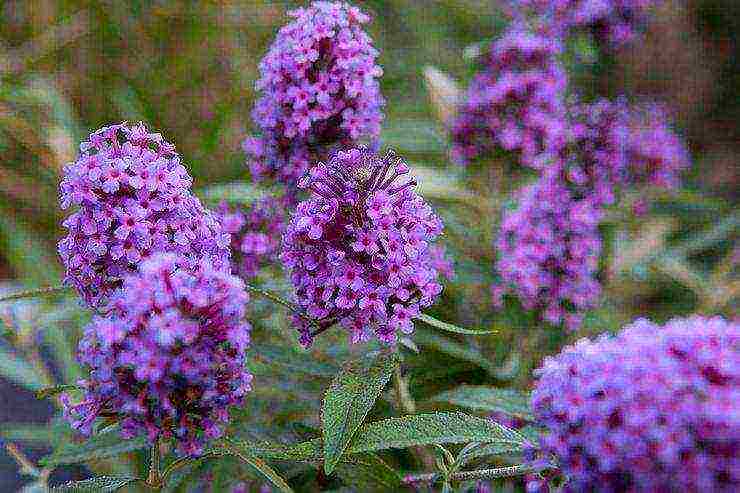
[492,175,602,330]
[513,0,660,47]
[532,315,740,491]
[450,23,568,168]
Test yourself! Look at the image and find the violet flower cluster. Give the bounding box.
[532,316,739,491]
[62,254,253,456]
[216,193,293,280]
[281,148,447,346]
[491,176,602,330]
[513,0,659,47]
[245,1,384,186]
[450,24,567,168]
[58,122,230,307]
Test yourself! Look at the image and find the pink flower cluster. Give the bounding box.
[281,148,448,346]
[245,1,384,186]
[58,122,230,307]
[62,254,253,456]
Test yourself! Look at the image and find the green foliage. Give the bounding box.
[321,349,399,474]
[41,429,148,467]
[349,412,527,453]
[417,313,497,335]
[0,344,51,391]
[431,385,533,420]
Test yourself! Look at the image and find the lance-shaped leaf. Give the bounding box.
[348,412,527,454]
[334,453,402,492]
[431,385,533,420]
[322,350,399,474]
[40,428,147,466]
[50,476,139,492]
[417,313,497,335]
[220,440,293,492]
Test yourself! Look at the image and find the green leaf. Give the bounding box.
[381,120,446,153]
[50,476,139,492]
[41,428,148,466]
[198,182,274,205]
[251,343,337,378]
[348,412,527,454]
[334,453,402,492]
[322,350,399,474]
[36,384,81,399]
[218,438,324,463]
[431,386,533,420]
[457,442,527,466]
[220,441,293,493]
[417,313,497,336]
[0,204,62,285]
[0,344,51,391]
[413,329,514,379]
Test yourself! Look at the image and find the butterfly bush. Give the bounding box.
[532,316,740,492]
[492,176,602,330]
[514,0,659,47]
[58,122,230,307]
[281,148,446,346]
[216,193,293,280]
[450,23,567,168]
[62,253,253,456]
[245,1,384,186]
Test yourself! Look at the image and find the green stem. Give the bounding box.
[147,438,162,490]
[0,285,69,303]
[243,284,321,329]
[405,464,532,484]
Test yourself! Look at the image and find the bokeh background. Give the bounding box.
[0,0,737,490]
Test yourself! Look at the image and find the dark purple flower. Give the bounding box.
[451,24,568,168]
[492,175,602,330]
[215,193,295,280]
[58,122,230,307]
[532,316,740,492]
[245,1,384,186]
[281,148,447,346]
[62,253,253,456]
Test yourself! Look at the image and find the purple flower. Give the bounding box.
[451,24,567,168]
[245,1,384,186]
[493,175,602,330]
[624,102,690,190]
[62,253,253,456]
[58,122,230,307]
[281,148,448,346]
[513,0,660,47]
[532,316,740,491]
[215,193,294,280]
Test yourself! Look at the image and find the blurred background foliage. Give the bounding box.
[0,0,737,491]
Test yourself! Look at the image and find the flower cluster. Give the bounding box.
[216,193,294,280]
[62,254,253,456]
[514,0,659,47]
[492,177,602,330]
[58,122,230,307]
[281,148,446,346]
[532,316,740,491]
[246,1,384,186]
[624,102,691,190]
[450,24,567,167]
